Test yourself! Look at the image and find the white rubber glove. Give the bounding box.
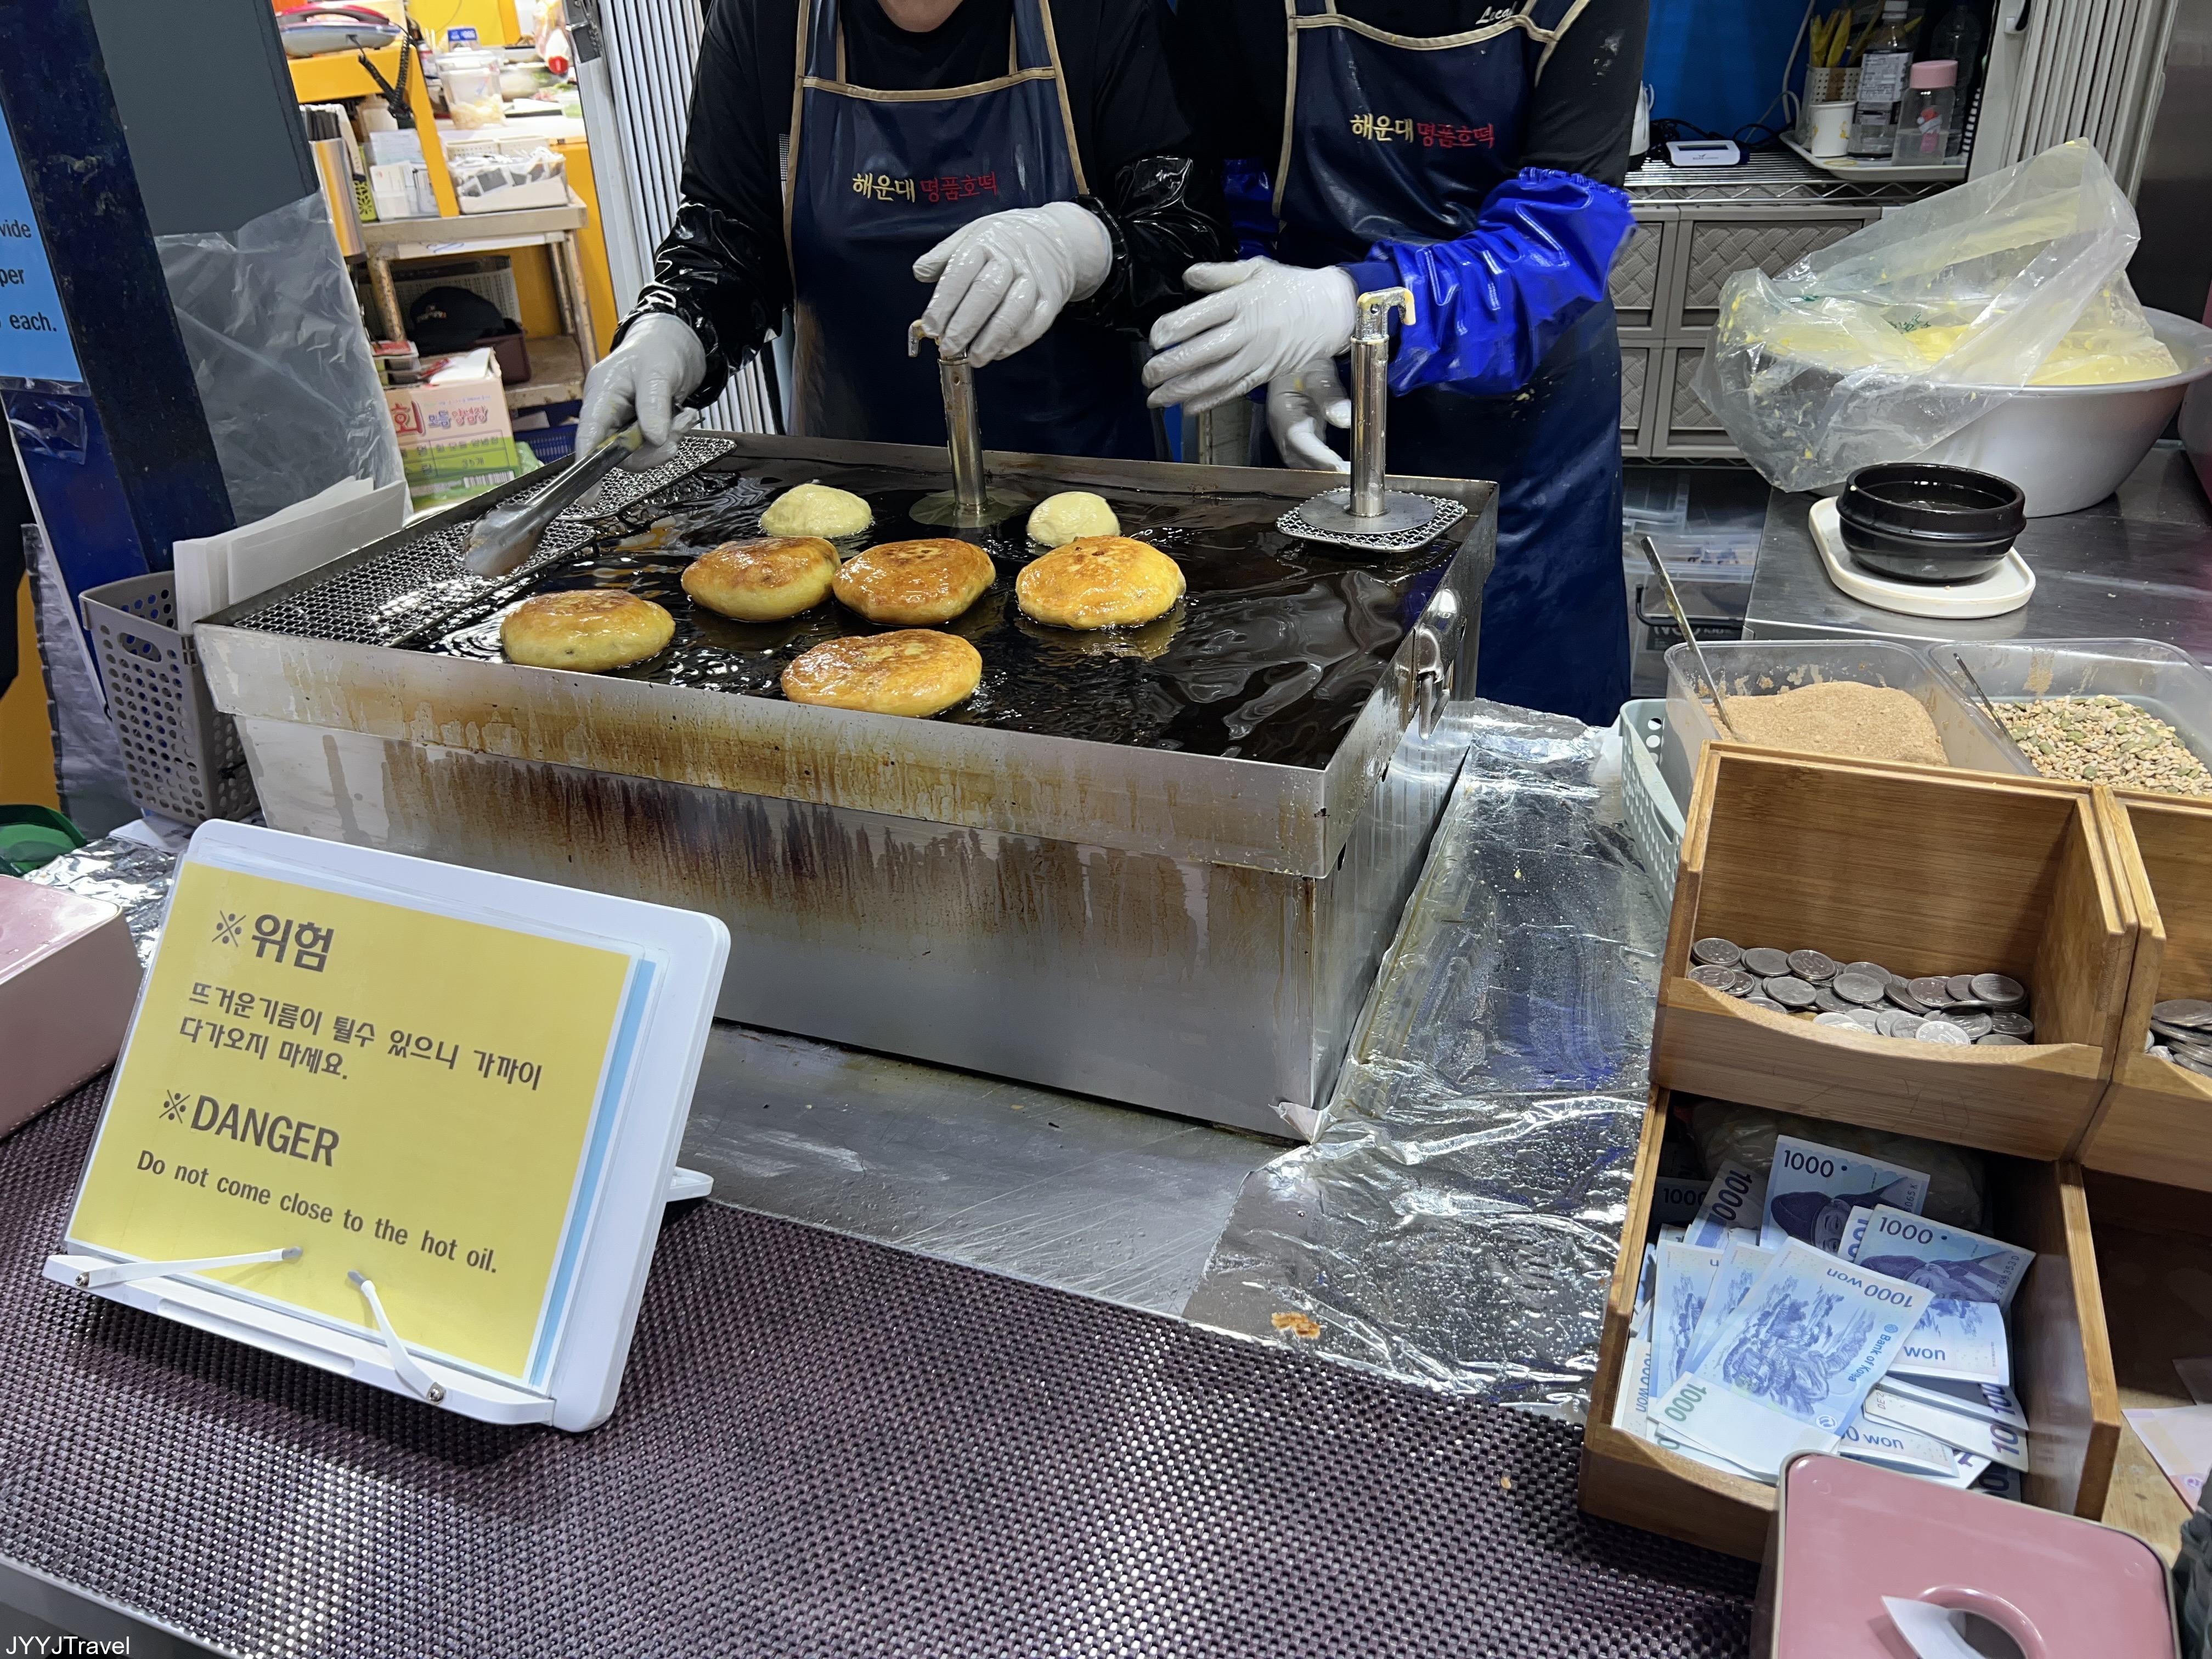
[575,312,708,472]
[1268,360,1352,472]
[1142,259,1356,414]
[913,202,1113,366]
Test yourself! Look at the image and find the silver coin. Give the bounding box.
[1692,937,1743,968]
[1764,975,1819,1009]
[1908,977,1954,1008]
[1886,978,1931,1015]
[1742,947,1792,979]
[1945,974,1978,1005]
[1788,950,1839,984]
[1949,1011,1994,1040]
[1847,1009,1884,1033]
[2150,1018,2208,1043]
[1874,1009,1923,1039]
[2153,998,2212,1029]
[1846,961,1892,984]
[1985,1011,2033,1037]
[1720,968,1759,997]
[1977,1033,2028,1046]
[1812,985,1849,1013]
[1689,963,1735,990]
[1814,1011,1860,1029]
[1971,973,2026,1009]
[1745,996,1787,1013]
[1916,1019,1973,1045]
[1833,970,1887,1006]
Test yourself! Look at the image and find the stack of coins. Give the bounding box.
[2148,998,2212,1078]
[1688,937,2032,1048]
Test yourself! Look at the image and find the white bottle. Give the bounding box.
[1850,1,1915,159]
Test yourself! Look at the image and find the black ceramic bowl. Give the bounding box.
[1837,463,2028,583]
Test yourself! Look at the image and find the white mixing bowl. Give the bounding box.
[1911,309,2212,515]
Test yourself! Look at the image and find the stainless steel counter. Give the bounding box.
[1742,444,2212,652]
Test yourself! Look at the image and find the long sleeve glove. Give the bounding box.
[1341,170,1633,397]
[575,313,709,472]
[1069,155,1237,336]
[1139,258,1356,413]
[1268,360,1351,472]
[913,201,1113,366]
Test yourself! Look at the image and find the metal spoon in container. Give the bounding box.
[461,424,653,577]
[1640,533,1741,740]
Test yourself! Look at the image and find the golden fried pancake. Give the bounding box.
[682,537,839,621]
[1015,535,1185,630]
[780,629,982,718]
[500,590,674,672]
[1026,490,1120,549]
[761,483,872,538]
[833,538,995,625]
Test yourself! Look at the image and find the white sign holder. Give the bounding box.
[46,822,730,1431]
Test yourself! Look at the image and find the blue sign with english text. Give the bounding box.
[0,98,84,386]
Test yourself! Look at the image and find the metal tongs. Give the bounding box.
[1639,533,1741,740]
[1277,287,1465,553]
[460,424,647,577]
[906,321,1017,528]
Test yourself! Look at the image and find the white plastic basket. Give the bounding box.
[1618,697,1683,893]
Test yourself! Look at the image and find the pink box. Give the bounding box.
[0,880,142,1136]
[1756,1455,2176,1658]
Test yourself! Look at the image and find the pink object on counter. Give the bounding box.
[0,878,142,1136]
[1754,1455,2176,1658]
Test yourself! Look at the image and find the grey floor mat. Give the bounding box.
[0,1081,1753,1658]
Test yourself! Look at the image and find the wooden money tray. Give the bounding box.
[1650,747,2134,1161]
[1577,1088,2123,1561]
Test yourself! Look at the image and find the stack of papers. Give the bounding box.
[173,475,408,633]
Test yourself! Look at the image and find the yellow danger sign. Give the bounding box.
[70,861,636,1384]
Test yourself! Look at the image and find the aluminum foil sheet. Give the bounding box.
[1181,702,1665,1418]
[20,836,178,965]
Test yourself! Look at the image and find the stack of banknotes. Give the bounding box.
[1617,1134,2028,1496]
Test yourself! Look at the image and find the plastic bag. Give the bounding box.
[156,193,404,527]
[1694,141,2175,494]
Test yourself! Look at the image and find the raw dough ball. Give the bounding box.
[682,537,839,621]
[501,590,675,672]
[1016,536,1185,630]
[1026,491,1120,549]
[834,538,995,625]
[780,630,983,718]
[761,483,873,538]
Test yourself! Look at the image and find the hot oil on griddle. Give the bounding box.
[426,463,1458,769]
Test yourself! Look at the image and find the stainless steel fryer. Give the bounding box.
[197,435,1496,1141]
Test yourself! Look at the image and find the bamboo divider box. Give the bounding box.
[1578,1089,2123,1561]
[2079,791,2212,1191]
[1651,746,2134,1160]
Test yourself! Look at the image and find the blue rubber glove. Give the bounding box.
[1340,170,1634,397]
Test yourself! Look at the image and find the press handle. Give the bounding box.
[909,320,985,515]
[1350,287,1414,519]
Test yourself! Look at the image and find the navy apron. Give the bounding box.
[1271,0,1630,726]
[784,0,1151,459]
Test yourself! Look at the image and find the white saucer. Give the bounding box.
[1808,496,2035,619]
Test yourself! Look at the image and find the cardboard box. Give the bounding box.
[385,348,523,510]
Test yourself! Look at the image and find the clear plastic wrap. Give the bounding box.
[156,193,404,527]
[1694,141,2174,493]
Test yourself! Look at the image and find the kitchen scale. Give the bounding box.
[1808,496,2035,619]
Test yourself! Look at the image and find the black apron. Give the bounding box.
[783,0,1151,459]
[1270,0,1630,726]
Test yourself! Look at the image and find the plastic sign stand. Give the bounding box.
[46,822,729,1431]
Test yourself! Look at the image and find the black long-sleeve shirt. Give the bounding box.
[1169,0,1649,188]
[632,0,1232,401]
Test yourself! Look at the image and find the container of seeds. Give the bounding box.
[1927,638,2212,800]
[1661,640,2028,808]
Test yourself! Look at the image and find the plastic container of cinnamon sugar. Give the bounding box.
[1658,639,2030,808]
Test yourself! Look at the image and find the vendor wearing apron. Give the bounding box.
[576,0,1229,465]
[1147,0,1643,725]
